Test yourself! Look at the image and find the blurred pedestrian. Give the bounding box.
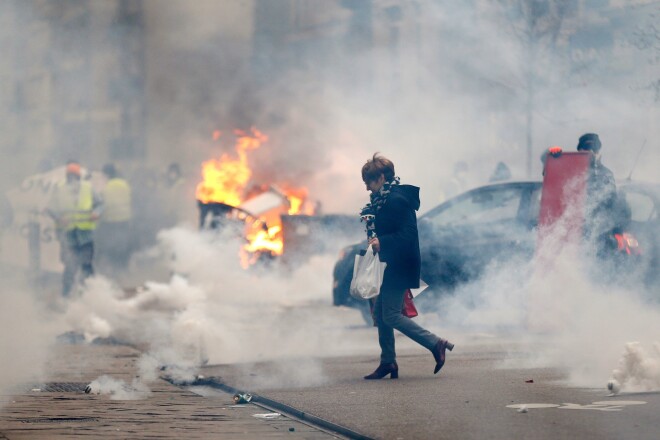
[164,162,183,189]
[130,166,161,249]
[46,161,102,296]
[97,163,133,276]
[161,162,188,228]
[489,161,511,182]
[359,153,454,380]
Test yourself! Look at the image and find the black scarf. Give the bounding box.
[360,177,400,239]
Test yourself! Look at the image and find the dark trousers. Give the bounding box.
[61,240,94,297]
[374,282,439,364]
[96,221,132,274]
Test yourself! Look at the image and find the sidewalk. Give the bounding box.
[0,342,338,439]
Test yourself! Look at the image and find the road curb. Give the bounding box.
[165,376,374,440]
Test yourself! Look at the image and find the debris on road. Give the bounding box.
[607,379,621,395]
[253,412,282,419]
[517,405,528,413]
[233,392,253,404]
[525,379,534,383]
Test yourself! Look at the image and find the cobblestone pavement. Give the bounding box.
[0,343,339,439]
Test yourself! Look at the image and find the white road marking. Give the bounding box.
[506,404,561,409]
[591,401,647,406]
[507,400,647,412]
[559,403,622,411]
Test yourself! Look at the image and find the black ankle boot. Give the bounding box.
[431,339,454,374]
[364,362,399,380]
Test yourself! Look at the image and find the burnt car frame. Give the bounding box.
[332,180,659,322]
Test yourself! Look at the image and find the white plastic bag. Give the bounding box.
[349,245,387,300]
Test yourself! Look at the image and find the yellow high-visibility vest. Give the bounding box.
[102,178,132,223]
[52,180,96,231]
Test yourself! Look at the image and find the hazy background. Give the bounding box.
[1,0,658,213]
[1,0,659,400]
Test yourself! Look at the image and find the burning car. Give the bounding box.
[194,128,316,267]
[333,179,660,323]
[195,127,361,267]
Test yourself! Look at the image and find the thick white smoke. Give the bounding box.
[608,342,660,395]
[85,375,151,401]
[427,199,660,392]
[63,225,371,396]
[2,0,658,402]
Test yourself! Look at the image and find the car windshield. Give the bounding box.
[426,186,526,228]
[529,186,542,222]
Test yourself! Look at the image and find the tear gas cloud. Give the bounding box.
[1,0,659,398]
[63,226,370,392]
[85,374,151,401]
[427,198,660,393]
[160,1,659,394]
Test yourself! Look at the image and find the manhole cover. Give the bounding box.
[30,382,89,393]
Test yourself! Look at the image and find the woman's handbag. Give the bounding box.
[402,289,418,318]
[350,245,387,300]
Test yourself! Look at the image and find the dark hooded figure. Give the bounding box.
[359,154,453,380]
[577,133,630,255]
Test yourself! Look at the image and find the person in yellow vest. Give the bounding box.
[46,161,102,297]
[97,163,132,276]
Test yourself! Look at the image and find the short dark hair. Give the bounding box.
[362,153,395,183]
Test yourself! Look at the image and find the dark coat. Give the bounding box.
[585,162,630,237]
[375,185,421,289]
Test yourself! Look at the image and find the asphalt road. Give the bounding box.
[198,328,660,440]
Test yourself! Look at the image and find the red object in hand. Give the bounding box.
[548,146,563,157]
[402,289,418,318]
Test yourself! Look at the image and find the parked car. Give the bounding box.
[333,180,659,323]
[617,181,660,289]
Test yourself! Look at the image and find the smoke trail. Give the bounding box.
[608,342,660,394]
[85,375,151,401]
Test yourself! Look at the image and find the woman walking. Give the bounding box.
[360,154,453,379]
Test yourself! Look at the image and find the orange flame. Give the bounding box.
[288,195,303,215]
[245,225,283,254]
[239,227,282,268]
[238,188,315,268]
[195,128,267,205]
[196,127,316,267]
[284,187,315,215]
